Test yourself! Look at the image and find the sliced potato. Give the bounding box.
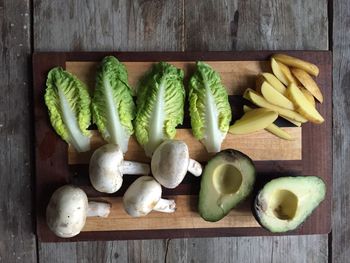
[265,124,293,140]
[242,105,254,113]
[271,58,288,85]
[300,88,316,107]
[277,61,298,84]
[287,83,324,124]
[291,68,323,103]
[244,88,301,126]
[229,108,278,135]
[248,107,302,126]
[272,54,319,77]
[243,105,293,140]
[243,89,308,123]
[260,81,295,110]
[261,72,287,95]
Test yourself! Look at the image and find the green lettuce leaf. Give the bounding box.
[92,56,136,153]
[45,67,91,152]
[134,62,185,157]
[189,61,232,152]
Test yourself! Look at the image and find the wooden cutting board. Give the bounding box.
[33,51,332,242]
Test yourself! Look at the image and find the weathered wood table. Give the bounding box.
[0,1,347,262]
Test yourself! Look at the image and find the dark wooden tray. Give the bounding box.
[33,51,332,242]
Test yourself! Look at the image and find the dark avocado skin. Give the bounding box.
[252,176,327,233]
[198,149,256,222]
[217,149,255,167]
[252,191,269,232]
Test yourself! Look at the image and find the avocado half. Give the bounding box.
[198,149,256,222]
[254,176,326,233]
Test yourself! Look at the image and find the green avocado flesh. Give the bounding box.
[198,149,256,222]
[254,176,326,233]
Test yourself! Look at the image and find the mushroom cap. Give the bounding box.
[46,185,88,238]
[123,176,162,217]
[89,144,124,193]
[151,140,189,188]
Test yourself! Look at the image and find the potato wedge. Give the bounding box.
[300,88,316,107]
[261,72,287,95]
[229,108,278,135]
[291,68,323,103]
[260,81,295,110]
[244,88,301,125]
[265,124,294,140]
[242,105,254,112]
[277,61,298,84]
[271,58,288,85]
[243,105,293,140]
[272,54,319,77]
[287,83,324,124]
[243,89,308,123]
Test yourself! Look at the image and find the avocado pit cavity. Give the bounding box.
[213,164,243,195]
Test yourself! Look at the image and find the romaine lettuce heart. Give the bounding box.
[134,62,185,157]
[45,67,91,152]
[92,56,136,153]
[189,62,232,152]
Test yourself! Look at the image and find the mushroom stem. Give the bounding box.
[187,159,202,177]
[87,201,111,217]
[122,161,150,175]
[153,198,176,213]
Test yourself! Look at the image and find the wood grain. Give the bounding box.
[332,0,350,262]
[184,0,328,51]
[34,51,331,243]
[165,235,329,263]
[182,1,330,263]
[66,60,270,96]
[33,0,184,52]
[32,0,332,262]
[82,195,258,232]
[0,0,37,262]
[39,240,166,263]
[68,128,302,164]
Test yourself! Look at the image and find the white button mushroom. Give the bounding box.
[46,185,110,238]
[89,144,150,193]
[123,176,176,217]
[151,140,202,188]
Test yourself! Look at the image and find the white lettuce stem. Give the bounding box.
[144,77,166,157]
[103,77,129,153]
[202,71,225,153]
[57,88,90,152]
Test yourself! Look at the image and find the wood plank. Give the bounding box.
[68,128,302,164]
[0,0,37,262]
[184,0,328,51]
[34,0,184,262]
[183,1,329,263]
[66,60,269,95]
[33,0,183,52]
[166,236,329,263]
[39,240,166,263]
[332,0,350,262]
[33,1,331,263]
[34,51,331,242]
[82,195,258,232]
